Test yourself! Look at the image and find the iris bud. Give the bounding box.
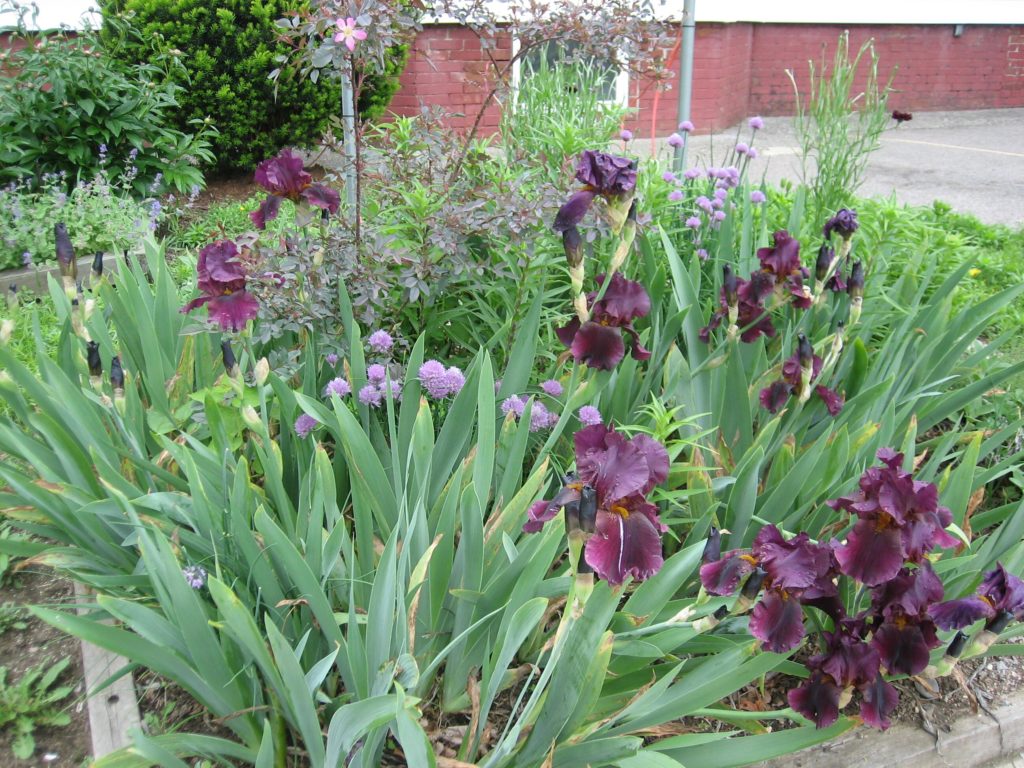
[92,252,104,281]
[110,355,124,391]
[221,340,239,377]
[702,527,722,563]
[815,243,835,282]
[86,340,102,378]
[562,225,583,270]
[848,261,865,300]
[723,266,738,308]
[254,357,270,386]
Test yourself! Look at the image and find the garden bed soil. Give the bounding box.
[0,567,92,767]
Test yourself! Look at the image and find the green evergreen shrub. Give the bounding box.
[100,0,340,173]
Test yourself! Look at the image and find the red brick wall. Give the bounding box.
[390,24,512,133]
[393,22,1024,137]
[749,24,1024,116]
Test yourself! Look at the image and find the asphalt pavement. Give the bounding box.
[638,108,1024,227]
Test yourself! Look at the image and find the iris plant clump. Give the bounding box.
[699,449,1018,731]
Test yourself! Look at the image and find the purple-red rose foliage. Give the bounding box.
[524,424,669,584]
[181,240,260,332]
[557,273,651,370]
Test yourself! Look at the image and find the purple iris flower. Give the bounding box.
[823,208,859,240]
[181,241,260,331]
[700,270,778,344]
[250,149,341,229]
[555,273,651,371]
[553,150,638,233]
[524,425,669,585]
[700,524,837,653]
[759,338,844,417]
[929,563,1024,630]
[829,449,959,587]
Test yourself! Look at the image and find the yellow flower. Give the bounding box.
[968,268,982,278]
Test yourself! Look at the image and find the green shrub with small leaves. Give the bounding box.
[100,0,340,173]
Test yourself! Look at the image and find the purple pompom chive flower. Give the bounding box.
[555,273,652,371]
[749,116,764,130]
[529,402,555,432]
[444,366,466,397]
[747,147,759,159]
[541,379,564,397]
[829,449,959,587]
[501,395,526,419]
[678,120,695,132]
[181,240,260,332]
[553,150,638,236]
[712,210,726,223]
[685,216,701,229]
[295,413,319,438]
[619,129,633,142]
[736,142,750,154]
[750,190,766,204]
[662,171,677,183]
[696,248,709,261]
[668,190,684,202]
[577,405,602,426]
[667,133,685,148]
[324,377,351,398]
[524,425,669,585]
[683,168,701,180]
[367,364,387,384]
[325,352,339,366]
[367,329,394,355]
[695,195,713,212]
[182,565,207,589]
[358,384,383,407]
[418,360,448,398]
[713,187,728,201]
[251,149,340,230]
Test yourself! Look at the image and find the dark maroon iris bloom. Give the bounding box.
[524,425,669,585]
[788,672,842,729]
[892,110,913,124]
[699,272,778,343]
[759,346,844,417]
[871,616,939,676]
[250,149,341,230]
[810,624,880,688]
[553,150,638,232]
[556,273,651,370]
[823,209,859,240]
[859,674,900,729]
[181,240,260,331]
[830,449,956,586]
[700,524,836,653]
[929,563,1024,630]
[757,231,802,276]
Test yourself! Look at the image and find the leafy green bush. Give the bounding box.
[0,2,213,193]
[0,658,74,760]
[100,0,340,173]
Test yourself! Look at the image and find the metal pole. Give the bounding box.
[674,0,696,171]
[341,71,357,212]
